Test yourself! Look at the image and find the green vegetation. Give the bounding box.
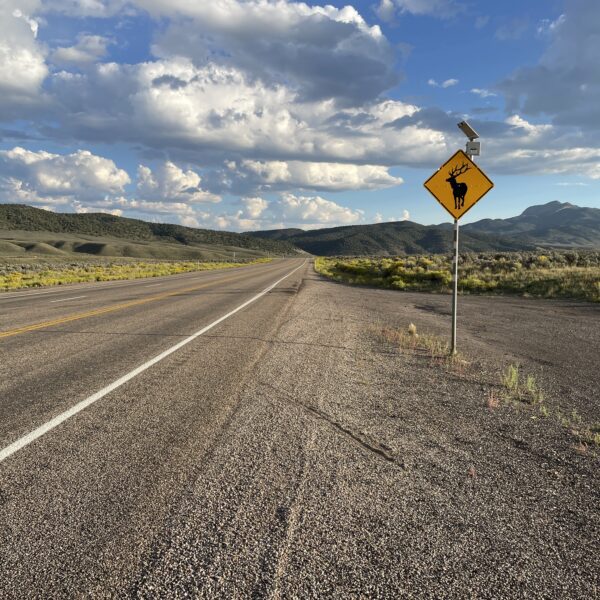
[315,251,600,302]
[0,258,272,291]
[501,364,545,404]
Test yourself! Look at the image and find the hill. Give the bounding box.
[0,204,298,259]
[247,202,600,256]
[464,201,600,247]
[246,221,532,256]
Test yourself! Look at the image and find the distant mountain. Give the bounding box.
[247,220,532,256]
[246,201,600,256]
[0,204,298,258]
[464,201,600,247]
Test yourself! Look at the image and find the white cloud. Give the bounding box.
[126,198,197,216]
[146,0,395,105]
[231,160,403,192]
[241,196,268,219]
[276,193,363,226]
[505,114,552,137]
[52,34,111,67]
[0,147,130,207]
[490,146,600,180]
[210,192,364,231]
[48,58,446,168]
[537,14,566,36]
[137,161,220,203]
[375,209,410,223]
[428,78,459,88]
[471,88,497,98]
[0,1,47,112]
[180,214,200,227]
[72,199,123,216]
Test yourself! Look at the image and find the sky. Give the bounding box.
[0,0,599,231]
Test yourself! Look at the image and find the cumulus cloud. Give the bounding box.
[0,147,130,208]
[500,0,600,130]
[47,59,447,168]
[52,34,111,67]
[275,193,363,226]
[490,146,600,180]
[211,192,364,231]
[72,198,124,216]
[226,160,403,193]
[241,196,268,219]
[147,0,396,105]
[137,161,220,203]
[0,1,48,114]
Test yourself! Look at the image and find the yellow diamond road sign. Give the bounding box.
[424,149,494,220]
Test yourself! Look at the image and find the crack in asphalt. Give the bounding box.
[262,381,402,467]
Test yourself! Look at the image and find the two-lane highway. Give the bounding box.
[0,258,309,596]
[0,258,306,452]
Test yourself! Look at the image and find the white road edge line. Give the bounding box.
[0,260,305,464]
[49,296,87,303]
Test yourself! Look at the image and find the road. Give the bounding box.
[0,258,598,598]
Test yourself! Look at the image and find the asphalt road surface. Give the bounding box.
[0,259,598,598]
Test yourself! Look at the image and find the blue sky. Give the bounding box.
[0,0,598,230]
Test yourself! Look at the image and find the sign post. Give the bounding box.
[451,217,458,354]
[423,122,493,355]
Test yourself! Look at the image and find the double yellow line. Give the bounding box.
[0,269,257,340]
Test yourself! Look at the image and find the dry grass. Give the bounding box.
[379,322,599,451]
[0,258,272,291]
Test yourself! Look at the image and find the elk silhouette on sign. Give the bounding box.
[446,162,471,210]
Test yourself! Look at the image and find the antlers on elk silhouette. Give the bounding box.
[446,162,471,210]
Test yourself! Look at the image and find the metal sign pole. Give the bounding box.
[451,218,459,355]
[450,142,478,355]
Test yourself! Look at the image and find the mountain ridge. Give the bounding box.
[246,201,600,255]
[0,201,598,259]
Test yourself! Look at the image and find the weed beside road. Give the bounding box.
[381,322,600,451]
[315,251,600,301]
[0,257,272,291]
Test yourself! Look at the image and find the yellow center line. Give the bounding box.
[0,268,266,340]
